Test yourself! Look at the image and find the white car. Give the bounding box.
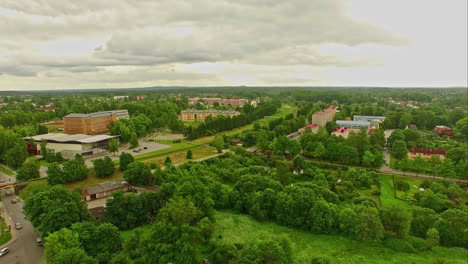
[15,223,22,230]
[0,248,9,256]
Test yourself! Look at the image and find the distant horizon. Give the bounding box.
[0,85,467,93]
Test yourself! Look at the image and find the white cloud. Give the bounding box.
[0,0,465,90]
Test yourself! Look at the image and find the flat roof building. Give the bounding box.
[25,133,118,158]
[82,180,129,201]
[408,148,447,160]
[336,120,370,129]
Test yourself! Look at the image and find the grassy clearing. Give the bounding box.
[144,146,217,166]
[0,219,11,245]
[213,210,468,264]
[0,165,14,176]
[64,170,123,191]
[380,175,412,208]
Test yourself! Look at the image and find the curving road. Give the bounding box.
[0,171,44,264]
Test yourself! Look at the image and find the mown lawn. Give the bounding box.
[213,210,468,264]
[379,175,412,208]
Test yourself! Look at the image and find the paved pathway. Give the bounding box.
[0,170,44,264]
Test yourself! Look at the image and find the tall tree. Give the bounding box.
[356,207,384,241]
[437,158,456,179]
[119,152,134,171]
[213,135,225,153]
[108,138,119,155]
[16,159,40,181]
[391,140,408,160]
[23,185,92,235]
[5,143,28,169]
[380,204,411,238]
[123,161,151,186]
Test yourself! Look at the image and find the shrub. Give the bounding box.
[383,238,416,253]
[311,257,331,264]
[407,236,428,252]
[395,179,411,191]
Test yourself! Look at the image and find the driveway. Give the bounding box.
[0,171,45,264]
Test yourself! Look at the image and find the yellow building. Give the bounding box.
[180,109,240,121]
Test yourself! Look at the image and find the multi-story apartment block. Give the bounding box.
[311,105,336,127]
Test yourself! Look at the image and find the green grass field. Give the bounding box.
[380,175,412,208]
[213,210,468,264]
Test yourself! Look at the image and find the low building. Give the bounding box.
[299,124,319,134]
[179,109,240,121]
[408,148,447,160]
[433,126,453,136]
[336,120,370,129]
[64,110,129,135]
[24,133,119,158]
[82,180,130,201]
[331,127,350,138]
[353,116,385,128]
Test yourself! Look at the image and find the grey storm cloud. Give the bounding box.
[0,0,405,77]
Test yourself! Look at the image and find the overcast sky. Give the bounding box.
[0,0,466,90]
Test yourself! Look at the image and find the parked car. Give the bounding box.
[0,179,4,183]
[0,248,9,256]
[15,223,22,230]
[10,199,17,204]
[36,237,43,246]
[5,190,11,196]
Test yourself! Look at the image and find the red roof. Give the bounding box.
[328,105,336,110]
[304,124,318,129]
[332,127,348,133]
[409,148,447,155]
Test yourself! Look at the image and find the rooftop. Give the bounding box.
[24,133,118,144]
[332,127,349,133]
[65,110,128,119]
[82,180,128,196]
[336,120,371,127]
[353,115,386,120]
[409,148,447,155]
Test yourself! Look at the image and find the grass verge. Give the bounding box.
[0,219,12,245]
[0,165,14,176]
[380,174,411,208]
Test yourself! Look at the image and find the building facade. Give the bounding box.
[336,120,371,129]
[433,126,453,136]
[82,180,130,201]
[311,105,336,127]
[64,110,129,135]
[180,109,240,121]
[408,148,447,160]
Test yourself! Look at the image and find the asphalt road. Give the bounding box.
[0,171,44,264]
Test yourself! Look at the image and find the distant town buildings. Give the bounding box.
[179,109,240,122]
[35,107,59,111]
[408,148,447,160]
[433,126,453,136]
[25,133,119,158]
[187,97,251,108]
[311,105,336,127]
[135,95,146,101]
[113,96,129,101]
[64,110,129,135]
[336,120,371,129]
[331,127,350,138]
